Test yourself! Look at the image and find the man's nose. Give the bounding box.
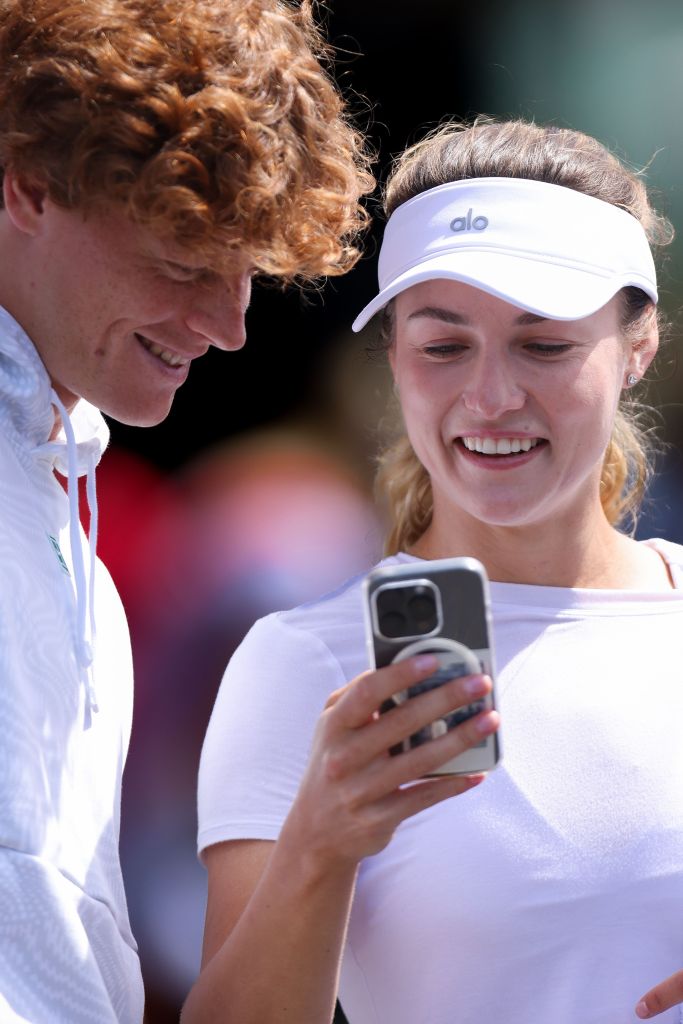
[184,271,252,351]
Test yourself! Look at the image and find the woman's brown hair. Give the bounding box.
[373,119,672,554]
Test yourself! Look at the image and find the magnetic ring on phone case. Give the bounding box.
[391,636,481,695]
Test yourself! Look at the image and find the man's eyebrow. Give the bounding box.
[406,306,471,326]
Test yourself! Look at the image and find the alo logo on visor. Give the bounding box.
[450,208,489,233]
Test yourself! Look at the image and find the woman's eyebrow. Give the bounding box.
[406,306,550,326]
[406,306,470,325]
[515,311,549,325]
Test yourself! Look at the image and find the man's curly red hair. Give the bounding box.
[0,0,373,282]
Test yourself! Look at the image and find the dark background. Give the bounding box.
[98,2,683,1019]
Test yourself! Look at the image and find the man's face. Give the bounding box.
[12,197,251,426]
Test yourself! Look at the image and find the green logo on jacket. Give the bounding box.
[47,534,70,576]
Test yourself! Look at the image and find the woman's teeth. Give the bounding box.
[138,334,187,367]
[462,437,540,455]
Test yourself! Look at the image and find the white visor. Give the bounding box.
[351,177,658,332]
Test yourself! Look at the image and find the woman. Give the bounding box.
[182,120,683,1024]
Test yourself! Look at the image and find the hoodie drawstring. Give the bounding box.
[50,389,99,719]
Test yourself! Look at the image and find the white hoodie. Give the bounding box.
[0,308,144,1022]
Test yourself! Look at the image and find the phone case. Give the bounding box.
[362,556,500,775]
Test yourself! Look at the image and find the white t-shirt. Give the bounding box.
[198,539,683,1024]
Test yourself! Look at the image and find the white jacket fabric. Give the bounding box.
[0,308,144,1022]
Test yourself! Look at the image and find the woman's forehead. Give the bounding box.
[395,279,622,331]
[396,280,542,322]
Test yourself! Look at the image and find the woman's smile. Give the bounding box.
[454,434,548,468]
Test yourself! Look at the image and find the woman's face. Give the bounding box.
[389,279,656,534]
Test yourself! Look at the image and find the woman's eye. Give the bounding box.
[423,343,467,358]
[525,342,573,356]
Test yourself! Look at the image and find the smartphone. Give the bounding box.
[362,556,500,775]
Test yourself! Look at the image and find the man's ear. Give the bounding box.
[2,169,48,236]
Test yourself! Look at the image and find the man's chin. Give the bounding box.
[100,399,175,428]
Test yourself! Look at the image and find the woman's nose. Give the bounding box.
[461,356,526,418]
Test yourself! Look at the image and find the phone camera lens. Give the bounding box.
[379,610,406,638]
[377,587,403,612]
[407,587,437,633]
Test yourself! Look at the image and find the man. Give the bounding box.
[0,0,371,1019]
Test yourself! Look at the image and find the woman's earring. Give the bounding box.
[626,373,638,387]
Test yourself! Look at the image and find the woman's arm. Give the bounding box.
[182,655,498,1024]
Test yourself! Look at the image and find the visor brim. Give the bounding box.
[351,251,657,332]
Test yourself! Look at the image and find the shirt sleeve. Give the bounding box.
[197,611,347,856]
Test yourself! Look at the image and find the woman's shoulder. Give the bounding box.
[256,554,407,646]
[641,537,683,585]
[231,555,406,679]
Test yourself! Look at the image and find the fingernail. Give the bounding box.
[635,1001,650,1019]
[463,674,487,696]
[413,654,438,672]
[475,710,498,735]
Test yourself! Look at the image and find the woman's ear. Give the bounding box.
[2,169,48,236]
[626,313,659,385]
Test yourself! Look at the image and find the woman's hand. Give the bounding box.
[183,655,499,1024]
[636,970,683,1018]
[281,653,499,872]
